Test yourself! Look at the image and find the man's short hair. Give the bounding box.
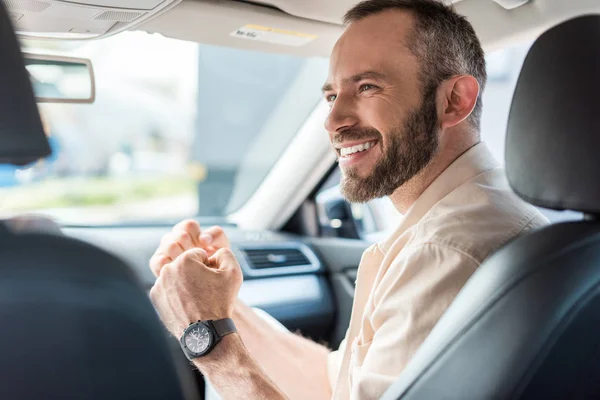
[344,0,487,132]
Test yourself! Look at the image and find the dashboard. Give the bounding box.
[63,225,337,341]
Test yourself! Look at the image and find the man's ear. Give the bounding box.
[437,75,480,130]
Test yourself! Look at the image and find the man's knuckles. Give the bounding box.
[149,254,170,276]
[166,241,183,257]
[149,283,160,302]
[179,219,200,232]
[174,230,193,249]
[169,248,209,272]
[211,246,231,259]
[176,220,201,240]
[160,232,175,245]
[206,225,224,238]
[211,248,238,268]
[200,226,230,247]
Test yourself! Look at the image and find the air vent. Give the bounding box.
[237,243,320,277]
[94,10,144,22]
[243,248,310,269]
[5,0,51,13]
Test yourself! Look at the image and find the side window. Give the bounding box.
[360,197,401,241]
[315,168,401,241]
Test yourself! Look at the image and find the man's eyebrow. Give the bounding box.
[321,82,333,93]
[346,71,387,84]
[321,71,387,93]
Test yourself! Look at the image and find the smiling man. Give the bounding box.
[149,1,548,399]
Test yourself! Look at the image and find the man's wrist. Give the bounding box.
[192,332,287,399]
[192,333,243,373]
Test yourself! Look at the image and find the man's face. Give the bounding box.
[323,10,439,203]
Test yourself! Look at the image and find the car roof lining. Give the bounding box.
[138,0,600,57]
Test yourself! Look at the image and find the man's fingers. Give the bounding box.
[192,247,209,264]
[171,229,195,251]
[209,248,243,290]
[150,222,228,278]
[176,248,210,271]
[159,233,186,260]
[149,253,171,277]
[172,219,202,247]
[199,226,230,250]
[208,248,238,271]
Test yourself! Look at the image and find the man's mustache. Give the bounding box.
[331,128,382,147]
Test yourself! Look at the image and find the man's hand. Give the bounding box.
[147,222,328,400]
[149,219,230,277]
[150,247,243,336]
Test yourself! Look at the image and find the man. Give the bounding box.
[149,1,548,399]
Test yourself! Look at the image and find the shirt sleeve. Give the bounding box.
[349,243,479,400]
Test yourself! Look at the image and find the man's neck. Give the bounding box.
[389,140,480,214]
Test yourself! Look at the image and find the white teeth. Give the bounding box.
[340,141,376,157]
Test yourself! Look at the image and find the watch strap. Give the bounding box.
[210,318,237,338]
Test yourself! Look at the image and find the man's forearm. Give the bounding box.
[233,301,332,400]
[194,334,287,400]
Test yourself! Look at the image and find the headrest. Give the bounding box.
[0,3,51,166]
[506,15,600,214]
[0,227,186,399]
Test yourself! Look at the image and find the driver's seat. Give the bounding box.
[382,15,600,400]
[0,3,188,399]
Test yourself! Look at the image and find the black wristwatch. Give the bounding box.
[179,318,237,360]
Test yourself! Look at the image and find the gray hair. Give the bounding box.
[344,0,487,132]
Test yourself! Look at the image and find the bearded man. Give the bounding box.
[148,1,548,399]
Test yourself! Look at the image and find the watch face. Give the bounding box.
[184,323,212,355]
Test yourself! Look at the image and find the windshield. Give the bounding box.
[2,32,328,225]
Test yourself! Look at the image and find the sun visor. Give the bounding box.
[5,0,181,39]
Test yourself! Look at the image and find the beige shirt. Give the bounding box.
[328,143,548,400]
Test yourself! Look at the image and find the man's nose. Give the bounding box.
[324,94,359,133]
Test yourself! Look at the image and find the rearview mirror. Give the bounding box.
[23,53,95,104]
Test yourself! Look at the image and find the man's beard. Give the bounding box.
[339,86,439,203]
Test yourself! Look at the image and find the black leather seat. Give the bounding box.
[382,15,600,400]
[0,4,188,399]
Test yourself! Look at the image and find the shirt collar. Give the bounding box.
[380,142,500,253]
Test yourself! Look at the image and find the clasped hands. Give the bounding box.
[148,220,242,337]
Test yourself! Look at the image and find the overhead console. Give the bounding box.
[6,0,181,39]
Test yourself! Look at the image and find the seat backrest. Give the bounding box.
[0,226,187,399]
[382,15,600,400]
[0,3,187,399]
[0,2,50,166]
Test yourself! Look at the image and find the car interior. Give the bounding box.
[1,0,600,399]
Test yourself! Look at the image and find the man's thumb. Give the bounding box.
[209,248,237,270]
[185,247,209,265]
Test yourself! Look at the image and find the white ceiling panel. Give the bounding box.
[141,0,600,57]
[249,0,464,25]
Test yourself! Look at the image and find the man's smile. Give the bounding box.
[335,139,380,167]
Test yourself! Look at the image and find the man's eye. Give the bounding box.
[326,94,337,102]
[359,84,376,92]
